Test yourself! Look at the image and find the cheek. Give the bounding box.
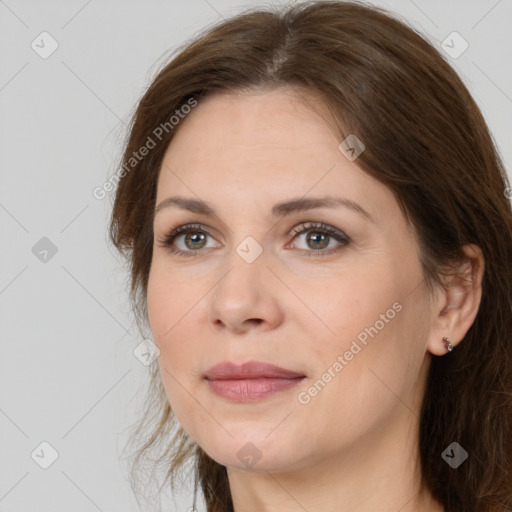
[146,275,169,347]
[147,275,192,392]
[147,281,199,436]
[146,266,205,404]
[146,262,196,347]
[302,267,400,345]
[147,282,191,364]
[310,289,428,428]
[297,268,421,402]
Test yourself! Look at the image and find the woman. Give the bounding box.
[109,1,512,511]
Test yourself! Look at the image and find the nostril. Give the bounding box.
[246,318,263,326]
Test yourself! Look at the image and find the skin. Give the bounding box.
[147,87,484,512]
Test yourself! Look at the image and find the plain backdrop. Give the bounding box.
[0,1,511,511]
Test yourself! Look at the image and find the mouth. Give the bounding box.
[204,360,306,402]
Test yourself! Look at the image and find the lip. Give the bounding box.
[204,361,305,380]
[204,361,306,402]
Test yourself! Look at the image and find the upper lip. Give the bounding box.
[204,361,305,380]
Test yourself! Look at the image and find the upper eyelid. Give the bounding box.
[165,222,222,239]
[161,221,348,245]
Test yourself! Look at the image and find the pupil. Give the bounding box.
[308,232,328,249]
[186,232,206,249]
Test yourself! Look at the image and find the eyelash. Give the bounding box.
[156,221,351,258]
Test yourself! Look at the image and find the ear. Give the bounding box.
[427,243,485,356]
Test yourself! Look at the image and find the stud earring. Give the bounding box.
[442,337,454,352]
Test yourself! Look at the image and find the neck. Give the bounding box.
[226,407,444,512]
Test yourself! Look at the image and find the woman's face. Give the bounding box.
[147,88,439,472]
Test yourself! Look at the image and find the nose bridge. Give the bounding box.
[209,232,282,332]
[217,233,268,297]
[235,234,265,266]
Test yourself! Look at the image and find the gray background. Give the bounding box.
[0,1,510,511]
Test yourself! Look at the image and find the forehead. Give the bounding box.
[155,89,394,224]
[168,89,336,157]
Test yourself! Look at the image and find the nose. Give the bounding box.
[208,251,285,335]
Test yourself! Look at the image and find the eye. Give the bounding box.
[156,223,219,258]
[287,221,351,256]
[156,221,351,258]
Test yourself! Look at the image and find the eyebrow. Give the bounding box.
[154,195,375,222]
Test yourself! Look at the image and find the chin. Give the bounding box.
[196,431,310,473]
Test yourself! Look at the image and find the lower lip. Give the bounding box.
[206,377,305,402]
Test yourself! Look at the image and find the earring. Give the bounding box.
[442,337,454,352]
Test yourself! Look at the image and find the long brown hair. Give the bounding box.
[109,1,512,510]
